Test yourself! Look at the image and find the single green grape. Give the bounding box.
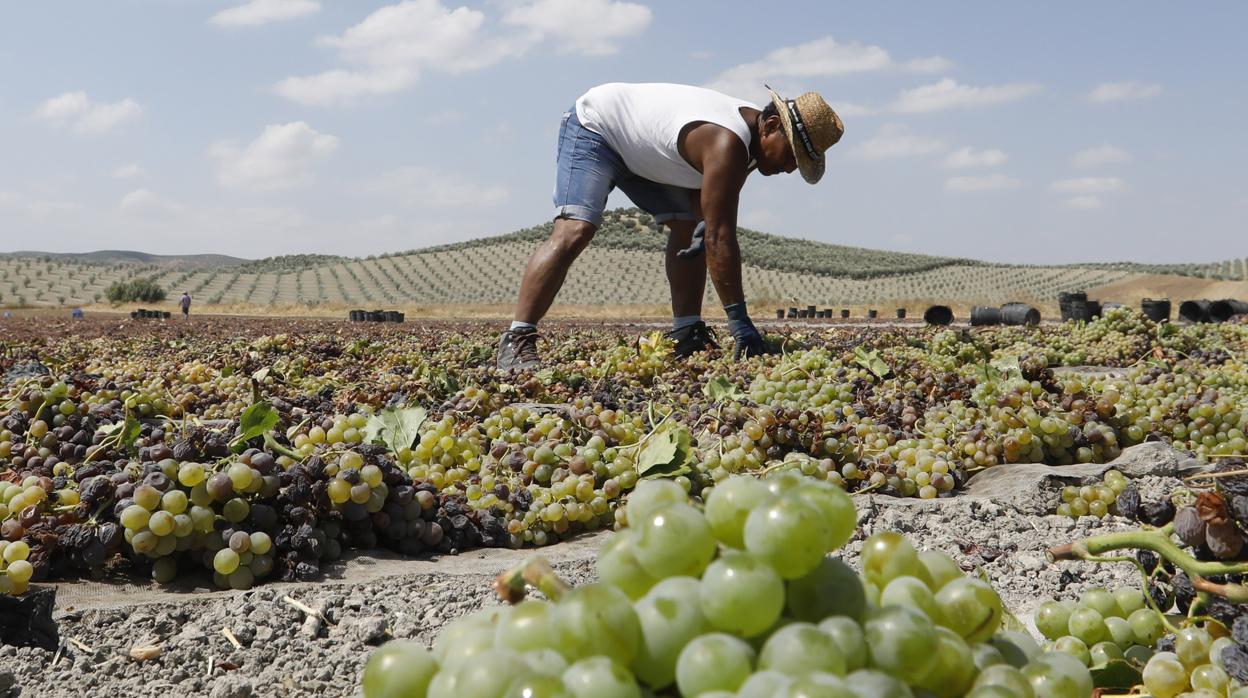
[699,550,784,638]
[675,633,755,696]
[757,622,847,676]
[1142,651,1189,698]
[361,641,439,698]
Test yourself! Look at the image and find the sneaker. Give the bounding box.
[666,321,719,358]
[496,327,541,371]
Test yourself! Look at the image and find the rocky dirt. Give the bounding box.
[0,444,1195,698]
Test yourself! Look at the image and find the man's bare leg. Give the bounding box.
[513,217,597,324]
[665,219,707,319]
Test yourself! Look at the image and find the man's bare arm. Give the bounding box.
[699,131,749,306]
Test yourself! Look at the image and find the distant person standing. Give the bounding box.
[180,292,192,318]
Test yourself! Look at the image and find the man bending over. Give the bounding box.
[497,82,843,371]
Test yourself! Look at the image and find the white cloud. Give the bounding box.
[503,0,651,56]
[274,69,417,107]
[32,91,143,134]
[209,122,339,191]
[274,0,525,106]
[1087,81,1162,103]
[851,123,945,160]
[361,167,508,208]
[1071,144,1131,168]
[1066,196,1103,209]
[118,188,183,216]
[943,146,1007,168]
[893,77,1040,113]
[210,0,320,27]
[944,173,1021,192]
[834,102,875,118]
[32,91,89,121]
[1049,177,1127,194]
[112,163,143,179]
[704,36,949,104]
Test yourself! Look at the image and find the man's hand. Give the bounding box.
[725,302,767,359]
[676,220,706,259]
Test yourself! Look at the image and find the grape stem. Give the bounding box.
[1185,467,1248,486]
[493,557,571,605]
[1192,576,1248,603]
[262,433,303,462]
[1047,526,1248,604]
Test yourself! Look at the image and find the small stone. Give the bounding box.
[352,616,389,645]
[1015,553,1046,572]
[210,678,254,698]
[232,625,256,645]
[176,623,208,642]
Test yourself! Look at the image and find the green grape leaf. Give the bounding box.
[96,421,124,438]
[119,416,142,450]
[703,376,744,402]
[1089,658,1143,690]
[636,421,693,479]
[364,406,428,455]
[463,345,492,367]
[231,401,279,453]
[990,355,1023,380]
[535,367,564,386]
[853,347,891,379]
[976,362,1003,384]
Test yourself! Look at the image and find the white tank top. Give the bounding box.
[575,83,757,189]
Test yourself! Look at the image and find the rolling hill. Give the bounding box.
[1,208,1243,312]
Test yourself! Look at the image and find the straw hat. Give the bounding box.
[766,86,843,184]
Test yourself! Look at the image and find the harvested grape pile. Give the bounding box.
[0,309,1245,597]
[0,310,1246,696]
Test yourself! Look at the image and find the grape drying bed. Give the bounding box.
[1,311,1247,696]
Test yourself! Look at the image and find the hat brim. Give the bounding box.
[768,88,824,185]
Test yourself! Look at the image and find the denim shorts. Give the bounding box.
[553,106,699,227]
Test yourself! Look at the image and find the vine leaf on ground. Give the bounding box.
[989,355,1023,380]
[636,420,693,479]
[1089,658,1143,690]
[704,376,744,402]
[364,406,428,454]
[96,414,142,454]
[853,347,891,379]
[231,401,279,453]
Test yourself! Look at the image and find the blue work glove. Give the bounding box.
[725,302,767,359]
[675,221,706,259]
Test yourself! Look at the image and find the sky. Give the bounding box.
[1,0,1245,263]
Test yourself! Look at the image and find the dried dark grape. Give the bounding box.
[1115,486,1141,520]
[1140,498,1176,527]
[1207,521,1245,560]
[1222,643,1248,683]
[1147,580,1174,612]
[1231,495,1248,529]
[1172,571,1196,614]
[1234,616,1248,647]
[1175,507,1208,548]
[1214,458,1248,497]
[1136,549,1160,574]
